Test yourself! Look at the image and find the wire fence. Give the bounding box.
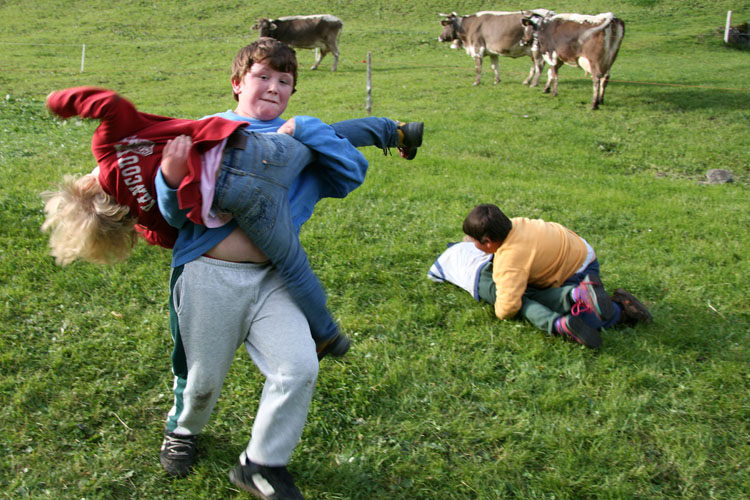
[2,29,749,93]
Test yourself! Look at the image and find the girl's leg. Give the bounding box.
[212,132,339,342]
[331,117,398,150]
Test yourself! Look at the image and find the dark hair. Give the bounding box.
[231,37,298,101]
[462,204,512,243]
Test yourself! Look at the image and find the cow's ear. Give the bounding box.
[270,22,277,30]
[521,18,532,27]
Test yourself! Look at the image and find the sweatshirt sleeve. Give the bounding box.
[46,87,142,143]
[492,265,530,319]
[135,224,176,249]
[291,115,369,199]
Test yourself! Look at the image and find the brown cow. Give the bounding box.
[521,12,625,109]
[438,10,555,87]
[252,15,342,71]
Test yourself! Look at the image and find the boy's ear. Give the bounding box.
[231,78,242,94]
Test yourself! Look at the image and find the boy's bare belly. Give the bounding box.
[204,227,269,263]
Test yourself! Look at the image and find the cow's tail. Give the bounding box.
[601,18,625,72]
[579,12,615,44]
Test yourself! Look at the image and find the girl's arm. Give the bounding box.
[160,135,191,188]
[156,135,191,228]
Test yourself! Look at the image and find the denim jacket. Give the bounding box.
[156,112,368,267]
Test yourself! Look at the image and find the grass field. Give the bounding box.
[1,0,749,498]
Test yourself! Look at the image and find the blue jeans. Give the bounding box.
[332,117,398,151]
[212,131,339,343]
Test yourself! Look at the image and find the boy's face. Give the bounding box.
[232,60,294,121]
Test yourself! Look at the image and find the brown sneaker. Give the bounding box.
[316,333,350,360]
[611,288,652,325]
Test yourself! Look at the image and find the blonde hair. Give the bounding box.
[41,173,137,265]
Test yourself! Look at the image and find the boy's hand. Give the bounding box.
[161,135,191,188]
[278,117,295,135]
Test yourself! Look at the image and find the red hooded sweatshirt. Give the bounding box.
[46,87,246,248]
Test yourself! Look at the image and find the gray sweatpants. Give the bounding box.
[166,256,318,466]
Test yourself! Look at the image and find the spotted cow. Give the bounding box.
[521,11,625,109]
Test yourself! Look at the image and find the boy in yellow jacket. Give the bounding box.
[463,203,650,349]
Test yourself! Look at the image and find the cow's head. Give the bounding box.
[438,12,460,43]
[252,18,277,37]
[520,12,544,46]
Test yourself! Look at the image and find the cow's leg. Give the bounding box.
[550,62,563,96]
[591,75,601,110]
[598,72,610,105]
[543,66,555,94]
[331,47,339,72]
[524,52,543,87]
[522,63,535,86]
[473,56,482,86]
[311,48,328,71]
[490,55,500,85]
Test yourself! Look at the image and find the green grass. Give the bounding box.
[2,0,749,498]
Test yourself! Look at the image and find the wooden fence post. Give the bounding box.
[724,11,732,44]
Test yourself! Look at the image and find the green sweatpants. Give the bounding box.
[477,262,575,334]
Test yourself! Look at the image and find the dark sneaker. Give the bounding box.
[229,452,305,500]
[316,333,350,360]
[555,314,602,349]
[572,274,614,321]
[397,121,423,160]
[611,288,652,325]
[160,431,197,478]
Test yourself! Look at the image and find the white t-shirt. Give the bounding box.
[427,242,493,300]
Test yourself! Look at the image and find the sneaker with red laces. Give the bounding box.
[554,314,602,349]
[611,288,652,325]
[571,274,614,321]
[229,451,305,500]
[316,333,350,360]
[397,121,423,160]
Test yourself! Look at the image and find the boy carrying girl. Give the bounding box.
[43,38,423,499]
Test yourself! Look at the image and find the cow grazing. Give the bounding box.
[521,12,625,109]
[438,10,555,87]
[252,15,342,71]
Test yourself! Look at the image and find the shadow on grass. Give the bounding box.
[612,80,750,111]
[608,303,746,365]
